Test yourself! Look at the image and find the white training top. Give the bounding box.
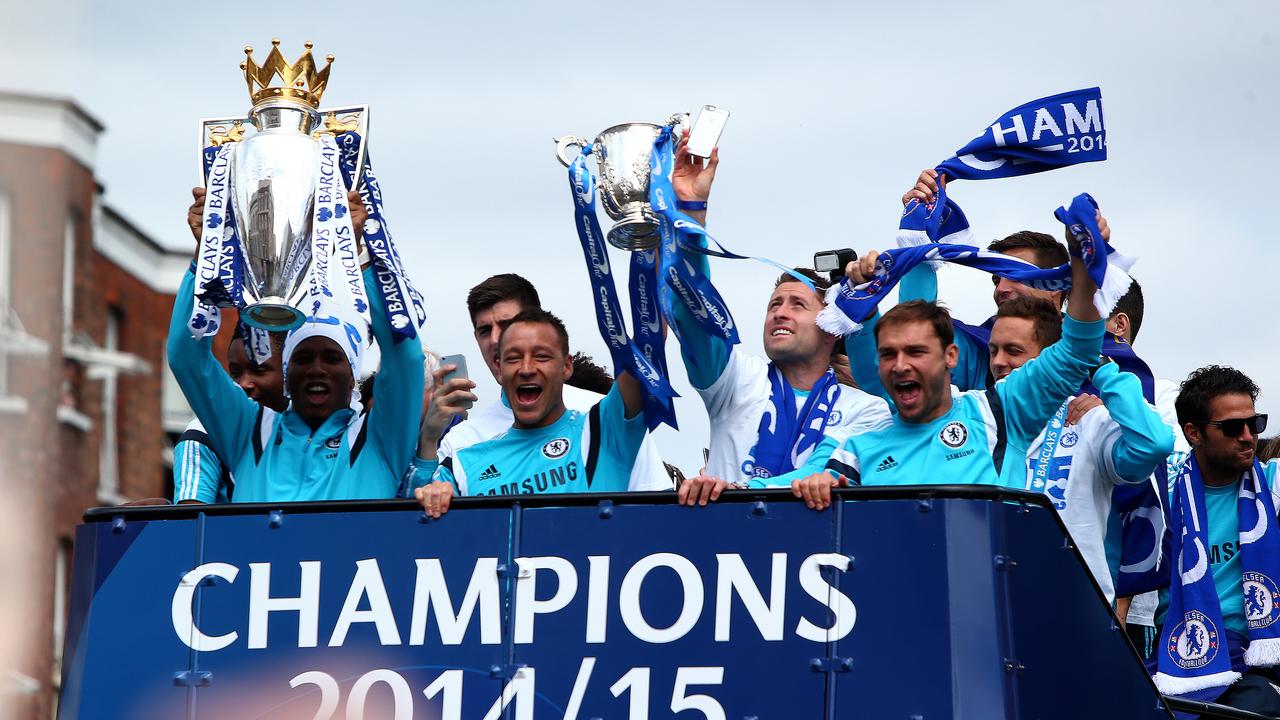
[697,349,892,486]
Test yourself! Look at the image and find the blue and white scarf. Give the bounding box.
[746,366,841,480]
[936,87,1106,181]
[816,187,1133,336]
[1155,455,1280,697]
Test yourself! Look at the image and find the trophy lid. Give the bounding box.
[241,39,333,109]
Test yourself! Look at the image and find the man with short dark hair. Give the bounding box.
[1151,366,1280,714]
[772,213,1109,508]
[988,296,1172,607]
[669,142,891,504]
[412,309,647,516]
[414,273,670,493]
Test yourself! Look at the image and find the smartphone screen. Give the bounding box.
[687,105,730,158]
[439,353,473,409]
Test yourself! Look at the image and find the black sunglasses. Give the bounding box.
[1198,414,1269,438]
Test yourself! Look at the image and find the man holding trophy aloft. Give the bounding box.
[167,40,424,502]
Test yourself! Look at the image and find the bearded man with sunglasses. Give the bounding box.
[1150,366,1280,713]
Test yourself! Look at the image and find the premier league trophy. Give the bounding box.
[554,116,686,250]
[197,39,370,331]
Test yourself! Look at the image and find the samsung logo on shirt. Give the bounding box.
[483,463,579,495]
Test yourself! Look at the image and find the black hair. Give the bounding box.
[1175,365,1260,427]
[1110,277,1145,342]
[466,274,542,323]
[566,352,613,394]
[499,308,570,355]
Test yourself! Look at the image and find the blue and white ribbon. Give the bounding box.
[188,143,241,340]
[309,135,370,333]
[628,248,678,429]
[335,131,425,343]
[937,87,1106,181]
[648,128,741,351]
[566,150,678,428]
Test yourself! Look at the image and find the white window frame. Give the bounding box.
[96,309,124,505]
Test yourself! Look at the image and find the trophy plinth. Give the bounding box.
[243,298,307,331]
[607,208,661,250]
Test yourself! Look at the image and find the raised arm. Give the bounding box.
[365,266,425,474]
[1093,363,1175,484]
[996,213,1108,441]
[666,131,730,389]
[166,268,257,468]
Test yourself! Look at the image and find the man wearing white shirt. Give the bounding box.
[407,274,670,494]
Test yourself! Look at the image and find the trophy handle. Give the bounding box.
[554,135,591,167]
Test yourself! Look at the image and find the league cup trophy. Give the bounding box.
[554,115,686,251]
[197,39,370,331]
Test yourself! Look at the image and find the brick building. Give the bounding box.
[0,91,195,720]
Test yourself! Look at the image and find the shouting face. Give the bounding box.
[876,319,957,423]
[499,321,573,429]
[286,336,354,428]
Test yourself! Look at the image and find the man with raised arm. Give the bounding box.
[986,296,1172,606]
[668,136,891,506]
[167,188,424,502]
[412,309,648,517]
[777,209,1110,509]
[411,273,670,495]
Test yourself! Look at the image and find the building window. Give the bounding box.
[51,537,71,713]
[0,192,49,412]
[97,308,122,504]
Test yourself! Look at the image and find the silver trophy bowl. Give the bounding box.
[231,99,321,331]
[555,122,667,251]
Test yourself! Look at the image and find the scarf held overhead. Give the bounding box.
[936,87,1106,181]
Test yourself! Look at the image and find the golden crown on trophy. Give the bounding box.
[240,39,333,108]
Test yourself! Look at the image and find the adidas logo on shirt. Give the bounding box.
[478,464,502,481]
[875,456,898,472]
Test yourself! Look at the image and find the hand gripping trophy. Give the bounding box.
[193,39,401,339]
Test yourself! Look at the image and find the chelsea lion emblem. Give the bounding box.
[1244,572,1280,630]
[1168,610,1220,670]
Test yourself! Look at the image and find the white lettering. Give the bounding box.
[172,562,239,651]
[1063,99,1103,135]
[794,553,856,642]
[619,553,704,643]
[586,556,610,643]
[514,556,578,644]
[989,114,1028,147]
[248,561,321,649]
[1030,107,1063,140]
[328,559,401,647]
[714,553,786,641]
[409,558,501,646]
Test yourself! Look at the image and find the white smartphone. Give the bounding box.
[439,353,473,409]
[687,105,730,158]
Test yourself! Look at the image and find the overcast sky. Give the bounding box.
[3,0,1277,473]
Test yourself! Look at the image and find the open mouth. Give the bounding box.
[892,380,921,405]
[304,382,331,404]
[515,383,543,406]
[770,327,794,338]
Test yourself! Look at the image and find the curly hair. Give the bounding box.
[1174,365,1260,427]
